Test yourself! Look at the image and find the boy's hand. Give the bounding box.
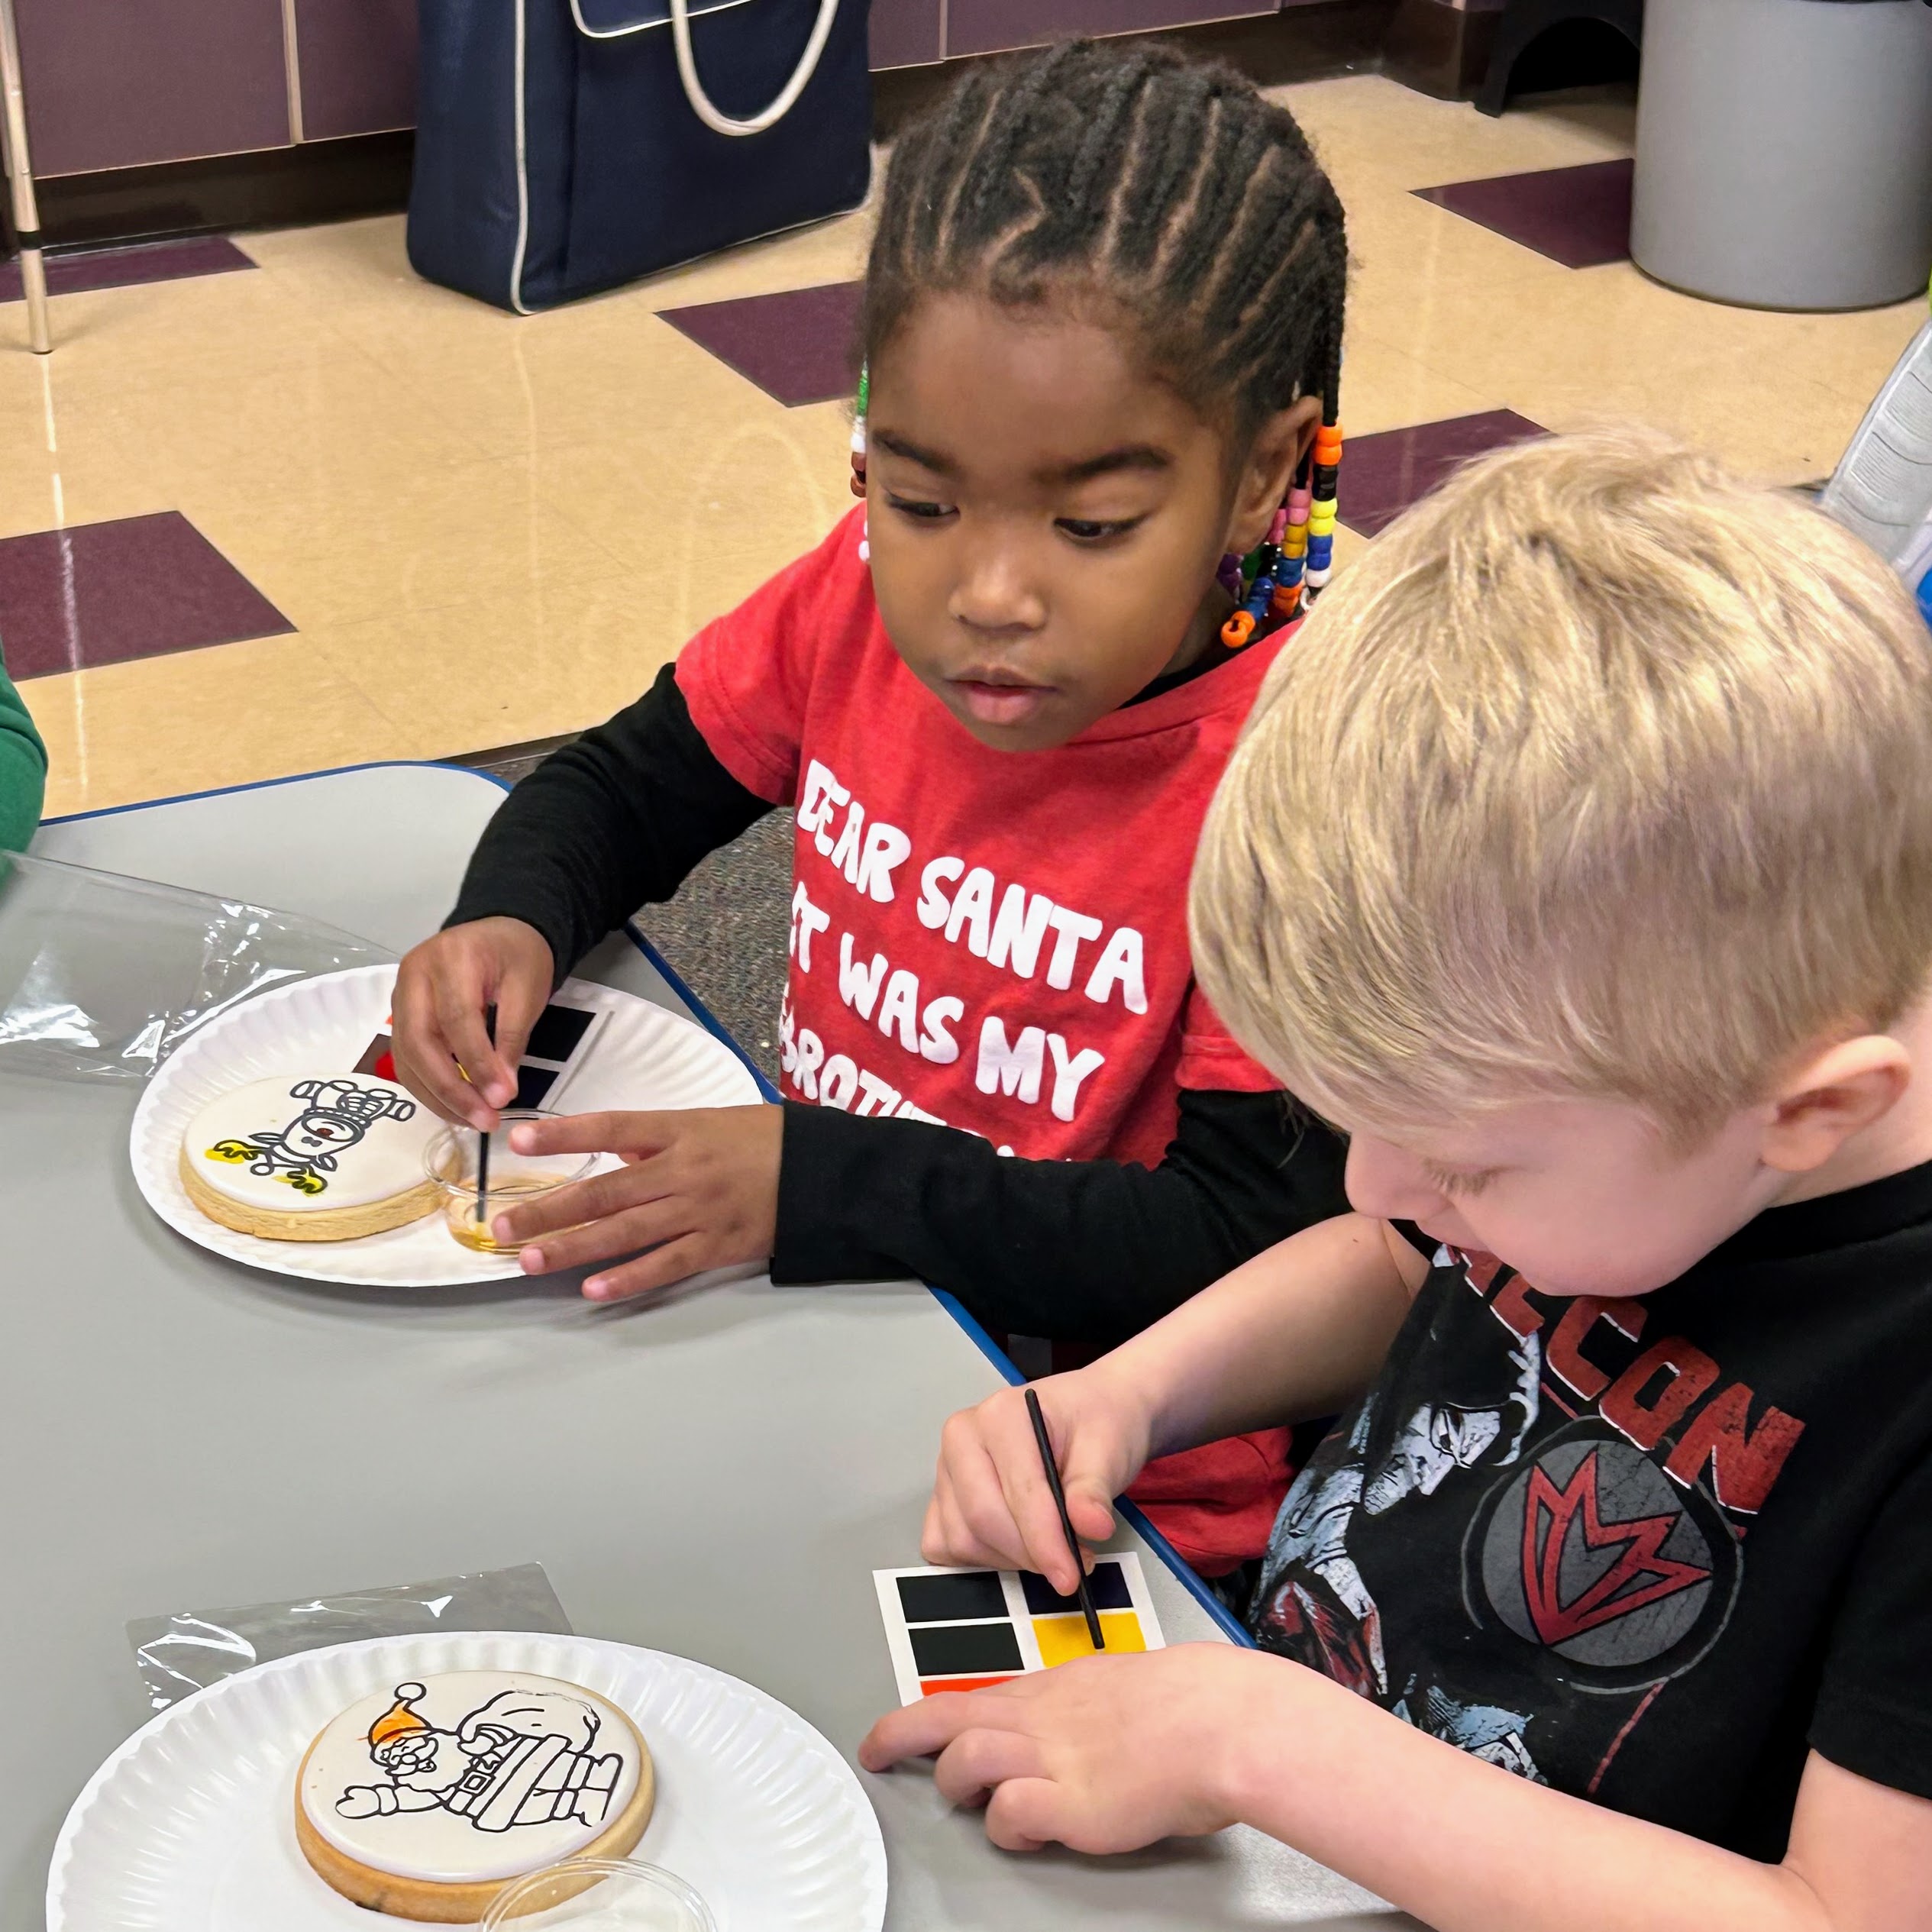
[496,1105,781,1300]
[858,1646,1259,1853]
[391,917,555,1128]
[923,1375,1152,1597]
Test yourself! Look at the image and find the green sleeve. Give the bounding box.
[0,645,47,853]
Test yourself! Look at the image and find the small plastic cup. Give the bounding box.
[479,1858,716,1927]
[423,1110,597,1255]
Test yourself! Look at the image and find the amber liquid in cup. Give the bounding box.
[444,1175,569,1254]
[425,1110,597,1257]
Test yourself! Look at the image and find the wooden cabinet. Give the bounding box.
[871,0,945,68]
[15,0,1296,179]
[15,0,289,178]
[292,0,418,142]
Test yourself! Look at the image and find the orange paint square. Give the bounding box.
[919,1674,1020,1696]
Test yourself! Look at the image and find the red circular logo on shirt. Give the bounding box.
[1468,1426,1740,1688]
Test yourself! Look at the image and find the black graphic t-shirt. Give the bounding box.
[1246,1164,1932,1859]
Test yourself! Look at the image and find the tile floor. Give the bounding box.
[2,73,1923,820]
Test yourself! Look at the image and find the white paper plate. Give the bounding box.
[130,964,763,1287]
[47,1631,886,1932]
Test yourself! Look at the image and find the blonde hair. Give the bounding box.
[1191,426,1932,1139]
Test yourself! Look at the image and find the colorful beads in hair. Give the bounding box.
[852,362,870,562]
[1220,419,1342,647]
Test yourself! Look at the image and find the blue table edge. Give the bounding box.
[45,758,1253,1648]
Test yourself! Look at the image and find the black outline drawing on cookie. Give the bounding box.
[204,1078,417,1197]
[335,1682,625,1834]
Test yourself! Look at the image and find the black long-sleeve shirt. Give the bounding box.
[449,662,1349,1344]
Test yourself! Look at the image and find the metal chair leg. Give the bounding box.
[0,0,50,354]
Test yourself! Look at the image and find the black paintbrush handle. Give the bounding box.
[477,1007,497,1219]
[1024,1388,1105,1651]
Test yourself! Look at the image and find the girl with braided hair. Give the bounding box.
[393,37,1352,1578]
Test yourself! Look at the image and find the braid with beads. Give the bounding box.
[853,40,1347,622]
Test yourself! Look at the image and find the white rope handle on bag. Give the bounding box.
[670,0,839,137]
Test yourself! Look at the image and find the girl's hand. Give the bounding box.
[391,917,555,1128]
[922,1372,1154,1596]
[858,1646,1263,1853]
[493,1105,782,1300]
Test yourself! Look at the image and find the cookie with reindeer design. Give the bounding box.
[179,1073,441,1241]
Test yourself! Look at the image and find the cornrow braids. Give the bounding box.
[862,38,1347,446]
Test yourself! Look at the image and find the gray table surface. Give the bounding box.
[5,762,1404,1931]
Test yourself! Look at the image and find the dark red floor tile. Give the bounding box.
[0,512,293,680]
[1414,158,1633,270]
[0,235,256,305]
[1341,410,1548,537]
[658,279,864,407]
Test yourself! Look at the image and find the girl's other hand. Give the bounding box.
[922,1371,1152,1596]
[494,1104,782,1300]
[390,916,554,1128]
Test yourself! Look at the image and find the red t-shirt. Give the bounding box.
[677,507,1294,1574]
[677,506,1280,1156]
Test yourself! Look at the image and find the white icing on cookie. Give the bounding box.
[299,1672,644,1886]
[183,1074,438,1213]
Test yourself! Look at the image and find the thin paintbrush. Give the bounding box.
[476,1007,497,1236]
[1024,1387,1105,1650]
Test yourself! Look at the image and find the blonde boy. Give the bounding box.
[861,429,1932,1929]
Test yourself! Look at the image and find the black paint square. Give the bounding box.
[512,1065,559,1110]
[526,1004,595,1064]
[909,1622,1024,1677]
[1021,1560,1133,1615]
[898,1571,1007,1625]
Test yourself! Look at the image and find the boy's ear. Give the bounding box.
[1759,1035,1911,1174]
[1226,397,1323,557]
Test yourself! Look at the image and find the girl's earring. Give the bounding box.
[851,362,871,564]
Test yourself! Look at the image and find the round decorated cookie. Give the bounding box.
[294,1672,654,1922]
[179,1073,441,1242]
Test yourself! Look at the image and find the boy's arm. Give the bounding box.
[445,661,771,983]
[920,1217,1419,1584]
[770,1093,1352,1343]
[1228,1687,1922,1932]
[864,1653,1925,1932]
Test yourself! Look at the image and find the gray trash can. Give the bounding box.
[1632,0,1932,311]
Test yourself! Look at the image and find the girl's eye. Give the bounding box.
[1423,1163,1496,1198]
[1055,515,1145,544]
[884,493,955,522]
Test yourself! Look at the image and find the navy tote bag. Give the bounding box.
[409,0,873,312]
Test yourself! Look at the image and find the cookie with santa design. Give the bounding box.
[179,1073,441,1242]
[295,1673,654,1922]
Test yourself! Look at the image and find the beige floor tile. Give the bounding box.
[26,633,406,819]
[1344,188,1575,339]
[5,259,348,392]
[342,293,813,462]
[176,456,632,632]
[1282,76,1633,196]
[519,402,855,629]
[235,206,875,477]
[1335,332,1502,438]
[1364,262,1914,485]
[0,450,179,544]
[305,575,687,758]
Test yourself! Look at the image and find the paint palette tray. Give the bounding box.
[873,1555,1165,1704]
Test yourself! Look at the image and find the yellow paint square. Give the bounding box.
[1032,1611,1146,1667]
